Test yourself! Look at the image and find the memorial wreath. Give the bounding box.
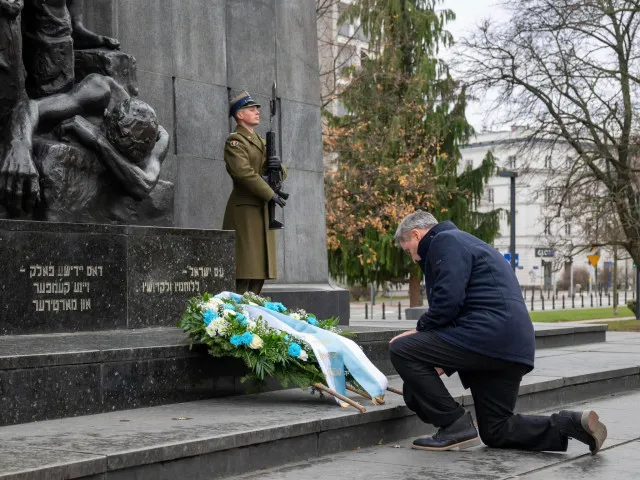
[179,291,399,412]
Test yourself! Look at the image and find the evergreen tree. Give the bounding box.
[325,0,500,305]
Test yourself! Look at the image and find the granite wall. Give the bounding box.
[80,0,348,321]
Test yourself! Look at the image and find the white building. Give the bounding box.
[461,129,627,291]
[316,0,371,117]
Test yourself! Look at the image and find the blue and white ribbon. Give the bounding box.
[217,292,388,404]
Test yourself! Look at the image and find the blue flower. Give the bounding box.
[235,313,247,325]
[288,343,302,358]
[307,317,318,327]
[223,303,236,311]
[284,334,290,342]
[203,309,219,325]
[230,335,243,347]
[264,301,287,313]
[240,331,254,345]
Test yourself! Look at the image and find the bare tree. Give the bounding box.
[457,0,640,266]
[316,0,367,110]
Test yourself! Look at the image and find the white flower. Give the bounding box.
[299,350,308,361]
[204,298,223,310]
[205,324,216,337]
[248,301,259,306]
[246,320,257,331]
[223,309,236,318]
[249,335,264,349]
[290,313,301,320]
[211,318,229,336]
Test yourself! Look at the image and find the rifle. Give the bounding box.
[265,81,289,230]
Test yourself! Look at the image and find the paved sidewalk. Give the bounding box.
[577,316,636,323]
[232,389,640,480]
[349,300,639,325]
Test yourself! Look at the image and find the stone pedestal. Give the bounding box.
[0,220,234,335]
[405,306,428,320]
[262,283,350,325]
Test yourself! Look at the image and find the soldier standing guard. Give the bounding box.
[223,91,286,295]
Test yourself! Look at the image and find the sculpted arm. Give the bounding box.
[59,117,169,200]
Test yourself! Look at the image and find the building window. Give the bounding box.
[544,155,552,169]
[465,159,473,170]
[507,155,516,169]
[566,155,572,168]
[544,187,552,204]
[337,4,351,37]
[565,223,571,236]
[544,218,552,235]
[486,187,494,203]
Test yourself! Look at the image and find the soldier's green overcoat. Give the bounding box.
[222,125,279,279]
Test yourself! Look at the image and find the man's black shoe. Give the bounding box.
[412,412,481,451]
[559,410,607,455]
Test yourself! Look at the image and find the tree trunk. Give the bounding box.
[408,272,423,307]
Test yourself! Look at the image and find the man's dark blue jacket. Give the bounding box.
[417,221,535,369]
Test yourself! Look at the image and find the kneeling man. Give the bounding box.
[390,210,607,454]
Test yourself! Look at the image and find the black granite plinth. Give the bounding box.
[0,220,234,335]
[0,327,399,426]
[262,284,350,325]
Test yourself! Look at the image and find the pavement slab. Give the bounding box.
[231,391,640,480]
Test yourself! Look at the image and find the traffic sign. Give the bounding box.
[503,253,519,267]
[535,248,555,257]
[587,254,600,267]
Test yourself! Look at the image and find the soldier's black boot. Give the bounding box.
[558,410,607,455]
[412,412,481,451]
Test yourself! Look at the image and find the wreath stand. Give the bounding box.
[312,383,404,414]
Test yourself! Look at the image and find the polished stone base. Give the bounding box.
[262,283,350,325]
[0,326,402,427]
[0,219,234,334]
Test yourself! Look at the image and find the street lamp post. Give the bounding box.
[498,169,518,272]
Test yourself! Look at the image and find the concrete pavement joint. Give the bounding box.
[500,437,640,479]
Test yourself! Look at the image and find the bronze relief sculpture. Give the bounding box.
[0,0,172,224]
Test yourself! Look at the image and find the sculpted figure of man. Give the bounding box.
[0,0,121,213]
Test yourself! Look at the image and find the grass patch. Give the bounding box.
[603,319,640,332]
[530,307,634,323]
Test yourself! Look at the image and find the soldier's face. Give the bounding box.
[237,106,260,127]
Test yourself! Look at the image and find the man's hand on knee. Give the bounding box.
[435,367,445,376]
[389,329,417,344]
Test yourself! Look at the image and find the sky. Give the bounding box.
[440,0,510,130]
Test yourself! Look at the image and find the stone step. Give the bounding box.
[0,327,399,427]
[0,323,606,427]
[0,331,638,480]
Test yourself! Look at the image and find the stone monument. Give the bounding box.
[0,0,235,333]
[79,0,349,323]
[0,0,347,331]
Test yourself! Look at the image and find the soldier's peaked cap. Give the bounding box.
[229,91,261,117]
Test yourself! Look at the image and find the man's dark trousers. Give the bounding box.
[389,331,568,451]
